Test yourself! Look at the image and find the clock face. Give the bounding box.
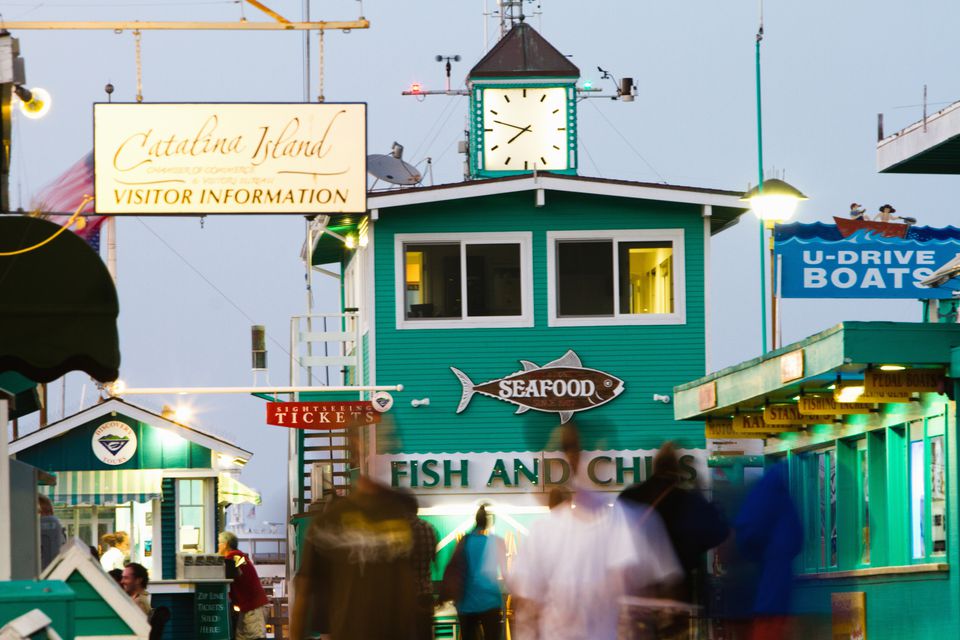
[481,87,569,171]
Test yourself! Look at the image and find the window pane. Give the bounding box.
[557,241,613,316]
[404,244,462,319]
[859,444,870,564]
[618,241,674,314]
[829,450,837,567]
[910,439,926,559]
[930,435,946,555]
[466,244,522,317]
[818,454,826,568]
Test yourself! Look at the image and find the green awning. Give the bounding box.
[0,216,120,383]
[218,473,262,505]
[41,470,163,506]
[0,371,40,419]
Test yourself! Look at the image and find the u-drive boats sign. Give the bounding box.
[451,350,625,424]
[93,103,366,215]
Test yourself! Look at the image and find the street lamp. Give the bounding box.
[742,178,807,353]
[14,85,51,119]
[741,178,807,222]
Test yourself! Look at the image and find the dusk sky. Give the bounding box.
[7,0,959,522]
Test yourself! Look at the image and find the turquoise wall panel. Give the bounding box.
[372,191,707,453]
[161,478,176,580]
[65,571,133,636]
[16,414,212,471]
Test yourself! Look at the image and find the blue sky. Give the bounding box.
[7,0,960,522]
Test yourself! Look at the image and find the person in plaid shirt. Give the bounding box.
[402,493,438,640]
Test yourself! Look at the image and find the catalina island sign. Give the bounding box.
[94,103,366,215]
[450,350,624,424]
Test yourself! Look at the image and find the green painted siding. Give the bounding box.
[152,592,194,640]
[17,413,212,472]
[373,191,707,453]
[161,478,176,580]
[65,571,134,636]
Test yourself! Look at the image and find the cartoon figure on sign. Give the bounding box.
[450,350,625,423]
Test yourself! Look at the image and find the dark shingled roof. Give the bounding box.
[469,22,579,78]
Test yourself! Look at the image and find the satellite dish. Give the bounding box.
[367,141,423,186]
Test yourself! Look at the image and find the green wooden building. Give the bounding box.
[674,321,960,638]
[291,21,750,568]
[10,398,260,639]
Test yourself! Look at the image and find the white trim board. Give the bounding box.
[9,398,252,461]
[545,228,687,327]
[41,539,151,639]
[394,231,535,330]
[368,174,746,211]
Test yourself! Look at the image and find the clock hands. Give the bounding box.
[507,126,532,144]
[492,119,534,143]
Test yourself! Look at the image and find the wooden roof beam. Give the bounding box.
[1,19,369,31]
[244,0,291,24]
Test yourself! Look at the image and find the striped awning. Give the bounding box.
[41,470,163,506]
[218,474,261,506]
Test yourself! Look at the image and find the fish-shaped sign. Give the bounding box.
[450,350,625,424]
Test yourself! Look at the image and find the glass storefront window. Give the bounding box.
[910,421,926,559]
[857,440,870,565]
[53,501,155,574]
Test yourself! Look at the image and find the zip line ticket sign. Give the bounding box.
[94,103,366,215]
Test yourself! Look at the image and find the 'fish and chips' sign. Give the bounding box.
[94,103,366,215]
[451,350,624,424]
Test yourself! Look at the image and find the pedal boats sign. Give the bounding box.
[93,103,367,215]
[451,350,625,424]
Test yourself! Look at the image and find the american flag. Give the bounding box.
[30,152,106,249]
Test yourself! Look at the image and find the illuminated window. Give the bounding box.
[395,233,532,329]
[548,230,685,326]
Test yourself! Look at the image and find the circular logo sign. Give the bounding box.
[371,391,394,413]
[92,420,138,465]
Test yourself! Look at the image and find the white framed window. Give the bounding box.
[547,229,686,326]
[395,232,533,329]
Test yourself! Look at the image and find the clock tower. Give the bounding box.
[468,21,579,178]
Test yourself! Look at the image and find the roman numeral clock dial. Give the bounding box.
[482,87,569,171]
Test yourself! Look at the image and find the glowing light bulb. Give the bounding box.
[17,87,52,119]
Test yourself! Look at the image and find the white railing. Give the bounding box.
[289,312,363,389]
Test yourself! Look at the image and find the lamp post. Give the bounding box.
[742,178,807,352]
[744,2,806,354]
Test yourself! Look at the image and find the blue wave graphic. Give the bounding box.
[775,222,960,242]
[776,235,960,250]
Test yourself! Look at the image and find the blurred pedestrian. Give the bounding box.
[455,505,506,640]
[510,425,682,640]
[37,494,64,570]
[100,532,128,572]
[219,531,268,640]
[290,476,417,640]
[619,442,728,602]
[121,562,151,617]
[734,462,802,640]
[402,493,438,640]
[108,568,123,585]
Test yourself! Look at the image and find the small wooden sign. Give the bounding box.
[780,349,804,383]
[833,385,911,404]
[831,591,866,640]
[698,382,718,411]
[266,401,381,429]
[764,404,821,425]
[706,418,762,440]
[799,395,873,415]
[865,368,945,394]
[733,414,799,434]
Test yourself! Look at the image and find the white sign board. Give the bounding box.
[92,420,138,466]
[376,449,708,495]
[94,103,367,214]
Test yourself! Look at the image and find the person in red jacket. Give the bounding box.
[219,531,269,640]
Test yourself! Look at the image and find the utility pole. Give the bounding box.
[0,31,27,213]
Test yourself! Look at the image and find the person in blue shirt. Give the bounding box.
[457,505,507,640]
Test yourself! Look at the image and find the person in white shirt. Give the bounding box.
[508,426,682,640]
[99,531,129,572]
